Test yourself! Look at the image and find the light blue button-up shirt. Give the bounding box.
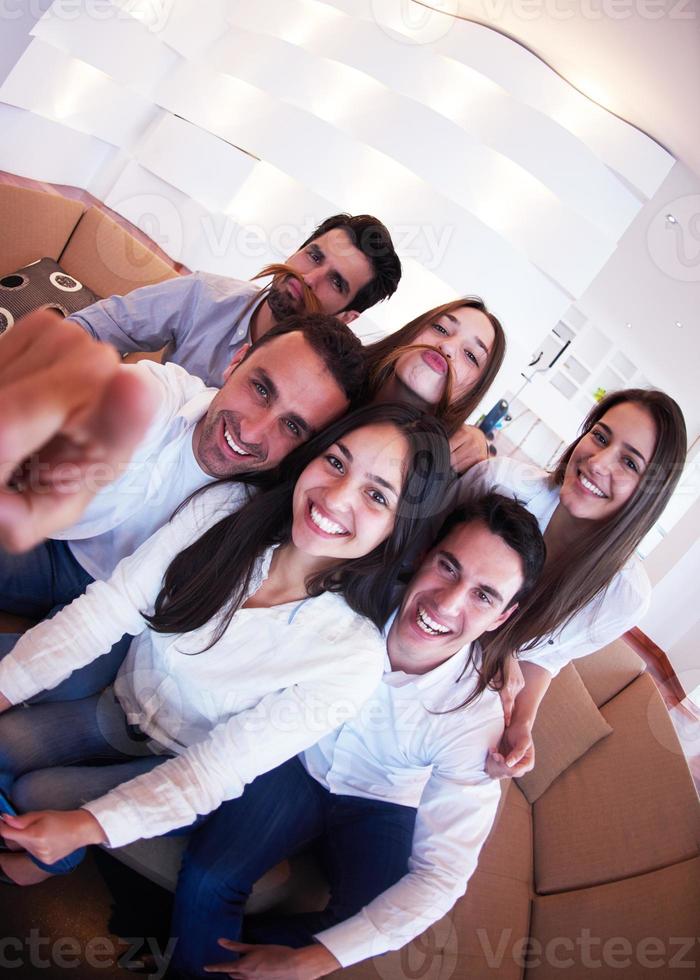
[69,272,263,387]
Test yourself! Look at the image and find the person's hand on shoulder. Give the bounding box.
[0,309,156,551]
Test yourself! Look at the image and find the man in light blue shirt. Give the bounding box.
[69,214,402,387]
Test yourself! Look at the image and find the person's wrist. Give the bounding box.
[78,809,108,846]
[294,943,341,979]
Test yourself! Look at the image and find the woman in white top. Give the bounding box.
[365,297,506,474]
[456,387,687,777]
[0,402,451,885]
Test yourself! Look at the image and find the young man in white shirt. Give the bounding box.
[0,313,365,701]
[69,214,402,387]
[167,493,546,980]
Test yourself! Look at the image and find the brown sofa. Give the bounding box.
[2,178,699,978]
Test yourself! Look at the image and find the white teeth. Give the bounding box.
[416,605,450,636]
[310,504,347,536]
[580,474,605,498]
[224,425,249,456]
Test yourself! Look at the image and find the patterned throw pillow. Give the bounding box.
[0,257,99,335]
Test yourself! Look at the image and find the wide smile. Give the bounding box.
[305,500,350,538]
[221,421,255,460]
[414,603,451,638]
[577,469,607,499]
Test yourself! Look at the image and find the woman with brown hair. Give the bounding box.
[455,387,687,775]
[365,298,507,473]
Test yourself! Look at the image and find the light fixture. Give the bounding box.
[675,321,683,328]
[665,213,678,225]
[625,322,632,329]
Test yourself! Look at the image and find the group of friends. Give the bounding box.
[0,212,688,979]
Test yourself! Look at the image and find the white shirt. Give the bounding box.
[53,359,218,581]
[0,483,385,849]
[456,456,651,676]
[302,634,504,967]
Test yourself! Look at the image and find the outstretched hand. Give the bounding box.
[0,310,157,551]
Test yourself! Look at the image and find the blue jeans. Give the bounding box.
[0,540,130,700]
[169,757,417,978]
[0,688,167,874]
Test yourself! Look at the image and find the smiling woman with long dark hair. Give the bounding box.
[0,402,451,886]
[455,387,687,770]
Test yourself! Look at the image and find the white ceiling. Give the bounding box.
[424,0,700,440]
[443,0,700,179]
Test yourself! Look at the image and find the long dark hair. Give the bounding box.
[146,403,451,644]
[364,298,506,435]
[485,388,687,667]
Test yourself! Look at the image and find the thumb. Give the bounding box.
[505,736,531,768]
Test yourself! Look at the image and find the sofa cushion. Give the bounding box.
[59,206,178,299]
[573,638,644,708]
[0,184,84,278]
[0,257,98,333]
[516,663,612,804]
[533,673,700,894]
[528,856,700,979]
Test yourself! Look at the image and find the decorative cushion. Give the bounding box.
[0,257,99,335]
[515,662,612,803]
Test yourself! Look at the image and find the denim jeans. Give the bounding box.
[169,757,417,979]
[0,539,130,701]
[0,688,167,874]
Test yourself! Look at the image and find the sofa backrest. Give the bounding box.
[59,206,178,299]
[0,184,84,278]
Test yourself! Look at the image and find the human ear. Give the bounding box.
[223,343,250,382]
[335,310,360,326]
[483,601,519,633]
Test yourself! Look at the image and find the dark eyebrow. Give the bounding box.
[258,371,312,436]
[437,549,461,573]
[596,422,647,464]
[437,549,503,602]
[288,413,312,437]
[479,583,504,604]
[308,243,349,296]
[256,369,278,403]
[334,441,399,496]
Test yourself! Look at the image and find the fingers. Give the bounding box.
[501,694,514,727]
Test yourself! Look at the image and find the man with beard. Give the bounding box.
[69,214,402,386]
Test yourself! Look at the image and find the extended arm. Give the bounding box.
[0,310,157,551]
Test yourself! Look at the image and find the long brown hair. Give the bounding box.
[364,298,506,435]
[145,403,451,643]
[482,388,687,678]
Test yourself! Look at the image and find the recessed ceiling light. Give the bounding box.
[665,213,678,225]
[625,322,632,329]
[675,321,683,328]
